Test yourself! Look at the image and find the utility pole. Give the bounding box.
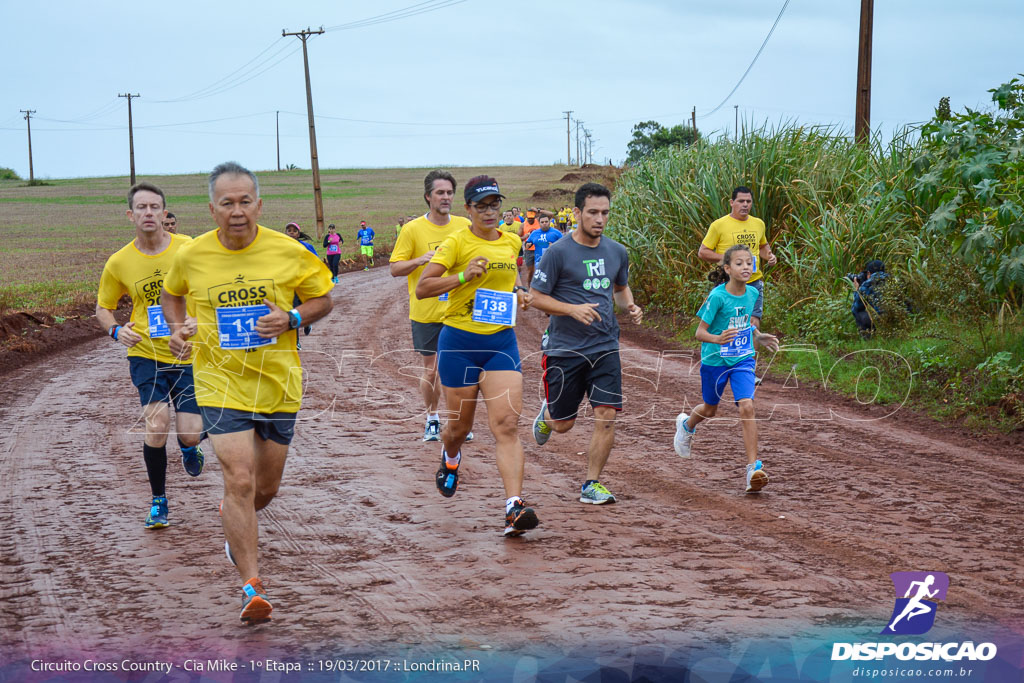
[584,130,592,164]
[855,0,874,143]
[575,120,582,167]
[276,110,281,172]
[20,110,36,182]
[734,105,739,141]
[691,106,697,140]
[283,26,326,238]
[119,93,140,185]
[563,110,573,165]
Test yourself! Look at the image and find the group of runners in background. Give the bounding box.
[96,164,779,625]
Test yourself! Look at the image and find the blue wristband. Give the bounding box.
[113,325,120,340]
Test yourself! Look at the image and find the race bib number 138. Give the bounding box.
[216,305,276,349]
[471,288,516,326]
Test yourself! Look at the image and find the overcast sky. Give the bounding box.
[0,0,1019,180]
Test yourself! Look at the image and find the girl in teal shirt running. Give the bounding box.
[673,244,779,492]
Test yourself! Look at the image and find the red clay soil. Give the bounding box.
[1,266,1021,668]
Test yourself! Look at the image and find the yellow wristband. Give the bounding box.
[458,271,466,284]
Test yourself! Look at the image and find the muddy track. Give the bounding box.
[1,266,1021,665]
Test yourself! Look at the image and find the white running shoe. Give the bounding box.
[745,460,769,492]
[673,412,694,458]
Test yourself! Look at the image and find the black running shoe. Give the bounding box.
[504,498,539,537]
[435,450,459,498]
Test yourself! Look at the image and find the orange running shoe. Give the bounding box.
[240,577,272,624]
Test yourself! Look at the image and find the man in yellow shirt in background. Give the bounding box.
[390,170,473,442]
[698,185,778,330]
[162,162,334,625]
[96,182,204,531]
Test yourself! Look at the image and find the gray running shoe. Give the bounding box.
[533,400,552,446]
[580,481,617,505]
[673,412,694,458]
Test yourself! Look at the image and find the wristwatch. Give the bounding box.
[287,308,302,330]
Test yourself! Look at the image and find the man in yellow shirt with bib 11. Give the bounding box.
[162,162,334,625]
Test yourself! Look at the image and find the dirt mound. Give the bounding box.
[559,164,623,189]
[0,302,111,378]
[530,188,575,203]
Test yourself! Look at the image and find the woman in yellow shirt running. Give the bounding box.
[416,175,539,538]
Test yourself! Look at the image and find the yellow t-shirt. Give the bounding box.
[163,225,333,414]
[97,233,194,365]
[498,220,519,235]
[390,214,471,323]
[701,214,768,283]
[430,227,522,334]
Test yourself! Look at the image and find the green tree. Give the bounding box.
[913,75,1024,304]
[625,120,699,165]
[0,166,20,180]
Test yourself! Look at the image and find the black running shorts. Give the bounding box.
[542,350,623,421]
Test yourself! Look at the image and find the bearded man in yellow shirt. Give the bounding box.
[163,162,334,625]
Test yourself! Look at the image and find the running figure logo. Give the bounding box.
[881,571,949,635]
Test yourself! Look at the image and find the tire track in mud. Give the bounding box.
[1,266,1021,662]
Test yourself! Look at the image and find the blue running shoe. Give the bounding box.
[144,496,168,529]
[182,445,204,477]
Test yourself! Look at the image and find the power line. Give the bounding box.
[278,109,562,127]
[697,0,790,119]
[151,40,300,104]
[325,0,467,31]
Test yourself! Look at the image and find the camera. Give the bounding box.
[846,271,869,284]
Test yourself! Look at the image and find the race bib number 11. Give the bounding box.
[146,305,171,338]
[216,305,276,349]
[472,288,516,326]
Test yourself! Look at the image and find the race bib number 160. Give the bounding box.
[216,305,276,349]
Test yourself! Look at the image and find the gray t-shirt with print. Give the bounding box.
[531,234,630,357]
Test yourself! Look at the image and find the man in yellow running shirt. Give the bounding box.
[96,182,204,531]
[698,185,778,329]
[162,162,334,625]
[390,169,473,442]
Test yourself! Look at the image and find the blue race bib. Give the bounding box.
[471,288,516,326]
[146,304,171,338]
[215,305,276,349]
[720,326,754,358]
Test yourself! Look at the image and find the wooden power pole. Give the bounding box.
[855,0,874,143]
[283,26,326,239]
[119,93,140,185]
[563,111,573,166]
[20,110,36,182]
[276,110,281,172]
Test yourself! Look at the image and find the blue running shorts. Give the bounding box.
[437,325,521,388]
[128,357,200,413]
[699,356,757,406]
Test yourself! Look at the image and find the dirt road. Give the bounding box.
[1,266,1021,677]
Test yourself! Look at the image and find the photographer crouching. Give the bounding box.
[849,259,887,337]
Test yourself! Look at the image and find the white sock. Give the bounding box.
[505,496,522,513]
[427,413,440,422]
[443,450,461,468]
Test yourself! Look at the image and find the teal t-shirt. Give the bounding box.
[697,283,760,366]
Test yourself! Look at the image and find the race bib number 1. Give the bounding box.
[146,305,170,338]
[720,326,754,358]
[471,288,516,326]
[216,305,276,349]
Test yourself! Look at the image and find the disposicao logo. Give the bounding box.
[831,572,997,662]
[882,571,948,635]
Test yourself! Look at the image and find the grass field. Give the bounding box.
[0,165,582,312]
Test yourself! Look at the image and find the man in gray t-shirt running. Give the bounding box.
[529,183,643,506]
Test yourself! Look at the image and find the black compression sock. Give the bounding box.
[142,444,167,497]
